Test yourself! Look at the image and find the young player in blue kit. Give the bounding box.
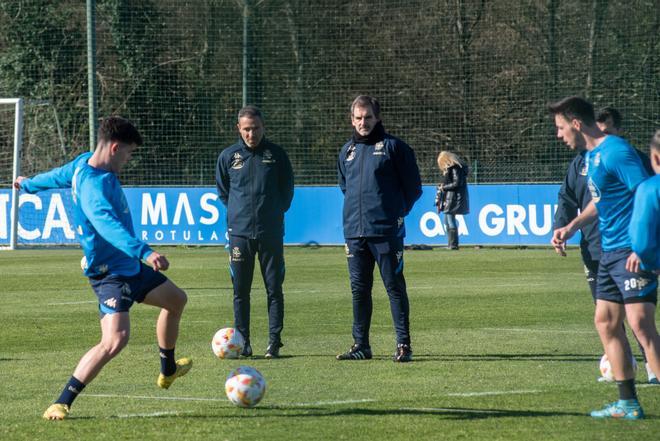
[14,117,191,420]
[552,107,657,384]
[627,130,660,274]
[550,97,659,419]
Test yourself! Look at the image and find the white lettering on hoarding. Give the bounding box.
[142,193,168,225]
[42,193,75,239]
[478,204,556,237]
[419,212,468,237]
[173,194,194,225]
[199,193,219,225]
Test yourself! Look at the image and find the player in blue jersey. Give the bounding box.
[627,130,660,274]
[14,117,191,420]
[552,107,657,384]
[549,97,659,419]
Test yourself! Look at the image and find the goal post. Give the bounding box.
[0,98,24,250]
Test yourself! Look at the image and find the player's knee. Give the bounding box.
[103,332,129,357]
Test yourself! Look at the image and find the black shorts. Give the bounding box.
[596,249,658,305]
[90,263,168,317]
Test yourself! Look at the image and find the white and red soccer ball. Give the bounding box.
[211,327,245,359]
[225,366,266,408]
[599,353,638,381]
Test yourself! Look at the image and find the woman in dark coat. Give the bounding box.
[435,151,469,249]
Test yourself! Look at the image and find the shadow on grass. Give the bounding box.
[91,405,590,421]
[282,353,602,362]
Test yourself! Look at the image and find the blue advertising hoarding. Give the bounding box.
[0,184,571,246]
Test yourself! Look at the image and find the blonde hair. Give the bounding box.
[437,151,464,174]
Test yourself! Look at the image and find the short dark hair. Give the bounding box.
[98,116,143,146]
[596,106,622,129]
[351,95,381,118]
[651,129,660,152]
[547,96,596,126]
[238,105,263,121]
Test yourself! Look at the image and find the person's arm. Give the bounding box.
[215,152,230,206]
[80,175,154,264]
[338,147,347,195]
[393,141,422,215]
[626,181,659,273]
[552,200,598,255]
[279,149,295,212]
[441,167,461,192]
[15,152,91,193]
[551,160,579,256]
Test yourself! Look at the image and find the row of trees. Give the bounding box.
[1,0,659,185]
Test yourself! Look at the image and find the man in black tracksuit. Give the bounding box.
[552,113,657,383]
[216,105,294,359]
[336,95,422,362]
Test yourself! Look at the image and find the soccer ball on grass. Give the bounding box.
[225,366,266,408]
[211,327,245,359]
[599,353,638,381]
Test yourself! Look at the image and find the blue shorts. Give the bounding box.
[90,263,168,317]
[596,249,658,305]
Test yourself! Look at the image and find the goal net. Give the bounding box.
[0,98,77,249]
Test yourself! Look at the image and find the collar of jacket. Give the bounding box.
[238,137,268,152]
[352,121,385,145]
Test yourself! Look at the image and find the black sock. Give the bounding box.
[616,378,637,400]
[56,376,86,407]
[159,347,176,376]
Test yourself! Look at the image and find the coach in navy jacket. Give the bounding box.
[216,105,294,358]
[336,95,422,363]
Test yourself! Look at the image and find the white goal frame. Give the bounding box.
[1,98,24,250]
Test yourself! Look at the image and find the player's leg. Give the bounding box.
[229,235,257,355]
[370,236,412,362]
[140,271,191,388]
[626,302,660,377]
[256,235,285,358]
[591,250,645,419]
[337,238,374,360]
[43,311,130,420]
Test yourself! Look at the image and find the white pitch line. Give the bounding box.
[446,389,542,397]
[83,393,376,407]
[47,300,96,305]
[483,327,593,334]
[116,411,193,418]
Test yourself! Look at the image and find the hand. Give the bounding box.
[147,251,170,272]
[625,252,642,274]
[551,228,567,257]
[13,176,26,190]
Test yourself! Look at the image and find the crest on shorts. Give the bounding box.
[231,152,244,169]
[346,144,356,162]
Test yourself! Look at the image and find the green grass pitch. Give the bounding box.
[1,247,658,440]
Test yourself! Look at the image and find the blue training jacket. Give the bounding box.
[216,138,294,239]
[553,151,601,262]
[629,174,660,271]
[338,124,422,239]
[21,152,153,277]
